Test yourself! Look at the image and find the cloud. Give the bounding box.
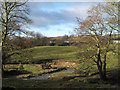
[25,2,100,37]
[29,23,76,37]
[28,2,98,28]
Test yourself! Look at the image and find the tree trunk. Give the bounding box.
[96,47,106,81]
[97,62,104,80]
[2,2,8,44]
[97,57,107,81]
[2,64,4,76]
[103,53,107,80]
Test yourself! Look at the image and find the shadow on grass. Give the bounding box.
[2,68,120,89]
[3,69,32,77]
[34,59,54,64]
[2,86,15,90]
[81,68,120,86]
[106,68,120,85]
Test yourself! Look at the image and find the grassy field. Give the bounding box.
[3,45,119,89]
[4,64,57,75]
[8,46,80,63]
[5,45,119,74]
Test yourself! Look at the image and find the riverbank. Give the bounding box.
[3,65,67,78]
[2,63,120,89]
[3,68,120,89]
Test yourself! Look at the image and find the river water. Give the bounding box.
[23,68,74,80]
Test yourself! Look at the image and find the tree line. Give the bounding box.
[10,32,50,49]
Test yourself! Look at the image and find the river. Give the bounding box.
[23,67,74,80]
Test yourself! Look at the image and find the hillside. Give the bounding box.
[8,46,80,64]
[7,45,119,71]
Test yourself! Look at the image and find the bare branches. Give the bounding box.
[75,2,118,80]
[1,1,32,64]
[1,1,32,42]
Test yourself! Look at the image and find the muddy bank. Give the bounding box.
[51,60,79,68]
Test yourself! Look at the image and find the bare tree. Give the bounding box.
[1,1,31,43]
[1,1,32,70]
[75,2,118,80]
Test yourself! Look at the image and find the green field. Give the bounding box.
[8,46,80,63]
[3,45,120,89]
[7,45,119,70]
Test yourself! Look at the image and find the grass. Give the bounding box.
[5,45,119,77]
[3,77,119,89]
[3,45,120,89]
[4,64,57,77]
[8,46,80,63]
[51,73,79,78]
[23,64,53,74]
[76,44,119,74]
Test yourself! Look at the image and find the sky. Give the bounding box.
[25,2,99,37]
